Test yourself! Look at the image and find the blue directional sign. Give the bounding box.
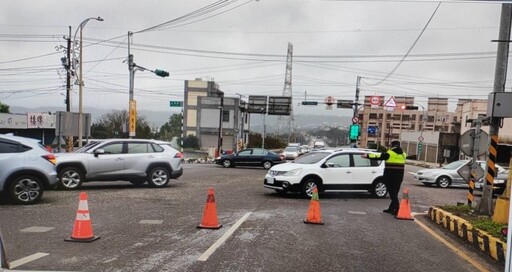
[367,126,378,135]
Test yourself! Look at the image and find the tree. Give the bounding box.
[247,132,285,150]
[159,114,182,142]
[0,101,10,113]
[91,110,153,139]
[182,135,199,149]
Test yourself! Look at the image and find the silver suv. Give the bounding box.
[55,139,183,190]
[0,134,58,204]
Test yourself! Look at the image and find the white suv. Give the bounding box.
[264,148,386,198]
[0,134,58,204]
[55,139,183,190]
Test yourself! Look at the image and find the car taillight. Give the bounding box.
[42,154,56,165]
[174,152,183,159]
[280,154,285,160]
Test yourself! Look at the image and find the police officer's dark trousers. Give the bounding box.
[384,168,405,212]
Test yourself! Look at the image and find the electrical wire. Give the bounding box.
[367,2,442,86]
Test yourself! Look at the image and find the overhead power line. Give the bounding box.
[368,2,442,86]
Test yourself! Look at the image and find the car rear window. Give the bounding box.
[0,141,31,153]
[293,152,330,164]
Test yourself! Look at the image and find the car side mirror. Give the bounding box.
[321,163,328,168]
[94,149,105,157]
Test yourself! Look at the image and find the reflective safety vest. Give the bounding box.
[385,149,406,168]
[369,149,406,169]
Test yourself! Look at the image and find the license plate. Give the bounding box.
[267,177,274,184]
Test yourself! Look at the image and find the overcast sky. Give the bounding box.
[0,0,508,117]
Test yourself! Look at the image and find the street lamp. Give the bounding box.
[73,16,103,147]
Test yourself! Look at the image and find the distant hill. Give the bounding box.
[9,106,351,132]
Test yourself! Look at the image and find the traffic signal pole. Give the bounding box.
[127,31,169,138]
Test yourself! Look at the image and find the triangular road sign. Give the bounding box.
[384,96,397,107]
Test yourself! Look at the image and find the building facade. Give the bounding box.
[183,79,249,153]
[359,96,455,149]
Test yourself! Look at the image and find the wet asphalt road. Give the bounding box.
[0,164,503,271]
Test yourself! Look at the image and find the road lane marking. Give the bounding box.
[20,226,55,233]
[9,252,49,269]
[348,211,367,215]
[139,220,163,224]
[198,212,252,262]
[414,218,490,272]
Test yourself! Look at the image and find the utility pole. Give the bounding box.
[65,26,73,152]
[477,4,512,215]
[127,31,169,139]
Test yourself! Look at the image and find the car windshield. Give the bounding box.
[441,160,467,170]
[293,152,330,164]
[284,147,298,152]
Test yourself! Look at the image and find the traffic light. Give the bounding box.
[349,124,360,141]
[154,69,169,77]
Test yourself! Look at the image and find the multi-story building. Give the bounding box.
[358,96,454,148]
[456,99,512,163]
[183,78,249,153]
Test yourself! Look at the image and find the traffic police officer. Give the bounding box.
[362,140,407,215]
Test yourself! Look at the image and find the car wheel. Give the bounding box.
[147,167,170,188]
[59,167,84,190]
[263,161,272,170]
[8,175,43,205]
[301,178,319,198]
[222,160,232,168]
[371,179,387,198]
[130,180,146,187]
[436,176,451,188]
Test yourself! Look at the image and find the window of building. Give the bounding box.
[223,111,229,122]
[369,113,377,119]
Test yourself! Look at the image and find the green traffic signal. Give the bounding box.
[154,69,169,77]
[349,124,360,141]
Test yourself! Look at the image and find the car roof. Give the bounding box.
[0,133,41,145]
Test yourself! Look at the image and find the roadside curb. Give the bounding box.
[428,206,507,263]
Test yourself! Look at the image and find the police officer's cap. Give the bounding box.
[391,140,400,147]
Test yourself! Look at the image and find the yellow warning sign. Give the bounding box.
[129,100,137,137]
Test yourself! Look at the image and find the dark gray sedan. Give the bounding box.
[215,148,285,169]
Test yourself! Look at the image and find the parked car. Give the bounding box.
[0,134,58,204]
[215,148,285,169]
[413,160,507,188]
[264,148,386,198]
[475,172,508,195]
[299,145,310,155]
[282,146,301,160]
[55,138,183,190]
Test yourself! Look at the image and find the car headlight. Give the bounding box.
[283,168,302,176]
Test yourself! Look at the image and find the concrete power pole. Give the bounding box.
[65,26,73,152]
[477,4,512,215]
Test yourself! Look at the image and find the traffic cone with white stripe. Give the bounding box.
[304,187,324,225]
[0,230,9,269]
[396,188,414,220]
[65,192,100,242]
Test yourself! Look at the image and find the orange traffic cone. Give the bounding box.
[65,192,100,242]
[197,188,222,229]
[304,187,324,225]
[396,188,414,220]
[0,231,9,269]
